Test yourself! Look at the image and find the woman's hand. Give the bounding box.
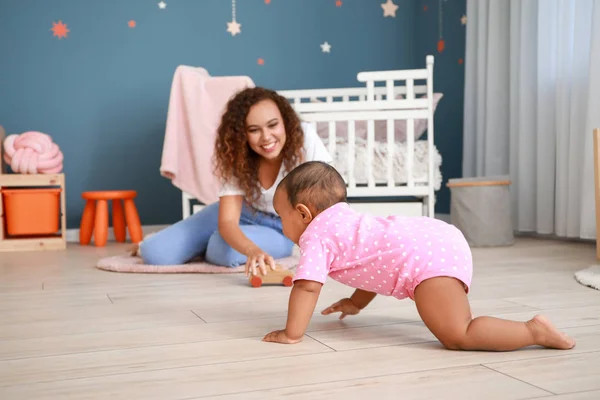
[245,249,276,277]
[321,298,361,319]
[219,196,276,276]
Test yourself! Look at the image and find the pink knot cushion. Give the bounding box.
[2,131,64,174]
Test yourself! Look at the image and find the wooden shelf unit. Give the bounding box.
[0,126,67,252]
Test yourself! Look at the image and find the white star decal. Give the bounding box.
[320,41,331,53]
[158,1,167,9]
[381,0,398,17]
[227,20,241,36]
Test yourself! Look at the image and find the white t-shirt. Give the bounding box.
[218,122,333,215]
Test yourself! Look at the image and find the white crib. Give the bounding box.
[181,56,441,220]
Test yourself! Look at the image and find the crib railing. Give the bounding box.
[278,55,436,217]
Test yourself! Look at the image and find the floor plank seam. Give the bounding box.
[525,388,600,399]
[480,364,556,396]
[0,310,597,336]
[500,299,544,309]
[4,341,595,386]
[0,331,339,361]
[334,339,438,351]
[307,319,425,333]
[190,310,207,323]
[197,314,423,329]
[503,302,600,313]
[0,339,435,362]
[181,363,540,399]
[2,320,598,361]
[0,320,212,343]
[0,319,428,352]
[304,334,337,352]
[0,351,336,389]
[482,348,600,367]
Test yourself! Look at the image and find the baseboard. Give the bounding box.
[66,225,169,243]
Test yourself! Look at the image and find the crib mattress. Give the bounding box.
[322,138,442,191]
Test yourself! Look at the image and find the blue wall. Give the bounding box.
[0,0,465,229]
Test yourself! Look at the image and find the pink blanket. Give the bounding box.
[160,66,254,205]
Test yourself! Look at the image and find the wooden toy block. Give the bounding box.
[249,264,294,288]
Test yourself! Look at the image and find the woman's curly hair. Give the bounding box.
[214,87,305,208]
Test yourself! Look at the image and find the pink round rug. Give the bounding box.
[96,254,299,274]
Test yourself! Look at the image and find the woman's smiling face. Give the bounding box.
[245,99,287,161]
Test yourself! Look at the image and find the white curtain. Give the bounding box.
[463,0,600,239]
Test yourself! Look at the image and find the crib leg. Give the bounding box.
[423,195,435,218]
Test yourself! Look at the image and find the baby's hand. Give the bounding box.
[262,329,303,344]
[321,298,361,320]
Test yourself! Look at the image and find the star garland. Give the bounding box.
[437,0,445,53]
[381,0,398,17]
[227,0,241,36]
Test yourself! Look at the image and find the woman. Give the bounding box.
[139,87,332,273]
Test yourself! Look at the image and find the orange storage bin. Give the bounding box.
[1,188,61,236]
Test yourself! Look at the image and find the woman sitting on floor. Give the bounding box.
[137,87,332,271]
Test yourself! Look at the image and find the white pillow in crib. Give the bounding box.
[314,93,443,143]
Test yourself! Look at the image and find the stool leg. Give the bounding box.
[124,198,143,243]
[112,199,126,242]
[94,199,109,247]
[79,200,96,245]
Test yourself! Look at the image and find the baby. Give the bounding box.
[258,161,576,351]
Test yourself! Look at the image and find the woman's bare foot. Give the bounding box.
[527,315,576,350]
[129,243,140,256]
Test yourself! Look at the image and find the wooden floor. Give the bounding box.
[1,237,599,399]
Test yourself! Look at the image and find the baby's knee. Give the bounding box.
[440,337,463,351]
[438,328,470,351]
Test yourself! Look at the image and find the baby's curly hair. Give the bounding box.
[214,87,305,208]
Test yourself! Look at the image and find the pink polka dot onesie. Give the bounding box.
[293,202,473,300]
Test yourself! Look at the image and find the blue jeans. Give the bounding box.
[139,201,294,266]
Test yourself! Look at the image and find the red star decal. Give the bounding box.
[51,21,69,39]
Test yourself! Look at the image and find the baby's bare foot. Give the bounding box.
[527,315,575,350]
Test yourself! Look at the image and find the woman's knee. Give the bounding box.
[138,201,222,265]
[205,232,246,267]
[139,239,185,265]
